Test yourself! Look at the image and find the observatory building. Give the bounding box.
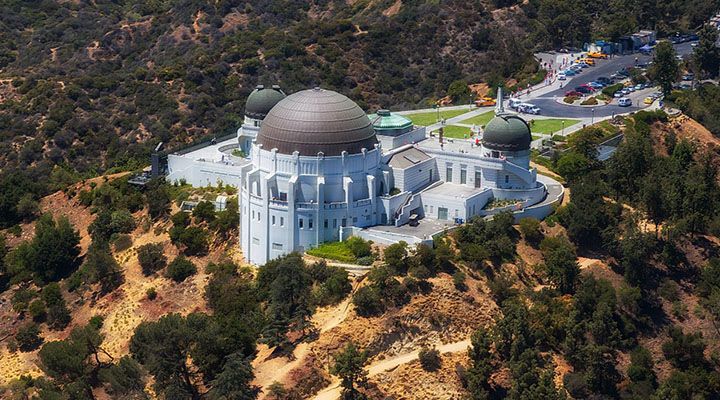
[166,86,563,265]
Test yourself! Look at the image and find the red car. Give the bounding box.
[565,90,582,97]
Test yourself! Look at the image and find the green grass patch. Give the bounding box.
[430,125,473,139]
[460,111,495,127]
[406,108,472,126]
[528,119,580,135]
[307,241,356,263]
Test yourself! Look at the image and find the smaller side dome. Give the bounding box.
[482,115,532,151]
[369,109,413,136]
[245,84,286,120]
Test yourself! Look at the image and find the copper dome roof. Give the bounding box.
[256,88,377,156]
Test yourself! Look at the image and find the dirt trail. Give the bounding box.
[254,296,354,397]
[312,338,472,400]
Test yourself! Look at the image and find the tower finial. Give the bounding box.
[495,87,505,115]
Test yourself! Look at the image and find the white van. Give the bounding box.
[508,98,522,109]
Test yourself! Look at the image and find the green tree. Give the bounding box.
[693,24,720,78]
[418,346,441,371]
[519,217,543,246]
[193,201,216,223]
[83,240,123,293]
[466,327,493,400]
[662,326,706,369]
[447,80,472,104]
[7,214,81,283]
[16,322,43,351]
[540,236,580,294]
[136,243,167,276]
[330,342,368,400]
[42,283,71,330]
[208,353,259,400]
[352,285,383,316]
[166,255,197,282]
[648,40,679,95]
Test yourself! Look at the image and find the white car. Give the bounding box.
[558,73,567,80]
[618,98,632,107]
[518,103,541,114]
[508,98,522,109]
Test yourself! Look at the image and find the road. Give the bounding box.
[527,42,695,118]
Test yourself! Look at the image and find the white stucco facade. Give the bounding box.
[166,88,565,265]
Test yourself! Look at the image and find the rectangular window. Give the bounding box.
[446,166,453,182]
[280,217,284,227]
[279,192,287,201]
[430,205,434,213]
[272,243,283,250]
[352,217,358,223]
[333,219,337,228]
[505,175,509,184]
[252,210,255,219]
[324,219,329,228]
[299,218,304,229]
[272,215,276,225]
[257,212,261,221]
[309,219,313,229]
[475,171,482,188]
[460,168,467,184]
[341,218,347,227]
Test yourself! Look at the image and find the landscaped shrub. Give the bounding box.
[165,256,197,282]
[346,236,372,258]
[580,97,598,106]
[136,243,167,276]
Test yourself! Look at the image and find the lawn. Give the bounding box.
[429,125,474,139]
[405,108,472,126]
[528,119,581,135]
[460,111,495,127]
[306,241,356,263]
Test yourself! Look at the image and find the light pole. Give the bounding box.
[561,120,565,136]
[591,108,595,124]
[434,104,440,123]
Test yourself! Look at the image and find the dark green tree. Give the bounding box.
[136,243,167,276]
[207,353,259,400]
[330,342,368,400]
[648,40,679,95]
[540,236,580,294]
[693,24,720,78]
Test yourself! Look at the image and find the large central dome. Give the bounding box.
[256,88,377,156]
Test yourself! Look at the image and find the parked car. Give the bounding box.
[557,73,567,80]
[682,73,694,81]
[518,103,541,114]
[613,92,623,98]
[575,62,591,68]
[563,69,578,76]
[618,98,632,107]
[620,88,631,95]
[588,82,604,89]
[596,77,612,84]
[643,96,654,105]
[634,84,643,90]
[575,86,594,94]
[565,90,582,97]
[508,98,523,109]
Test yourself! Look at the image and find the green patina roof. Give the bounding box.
[368,109,413,130]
